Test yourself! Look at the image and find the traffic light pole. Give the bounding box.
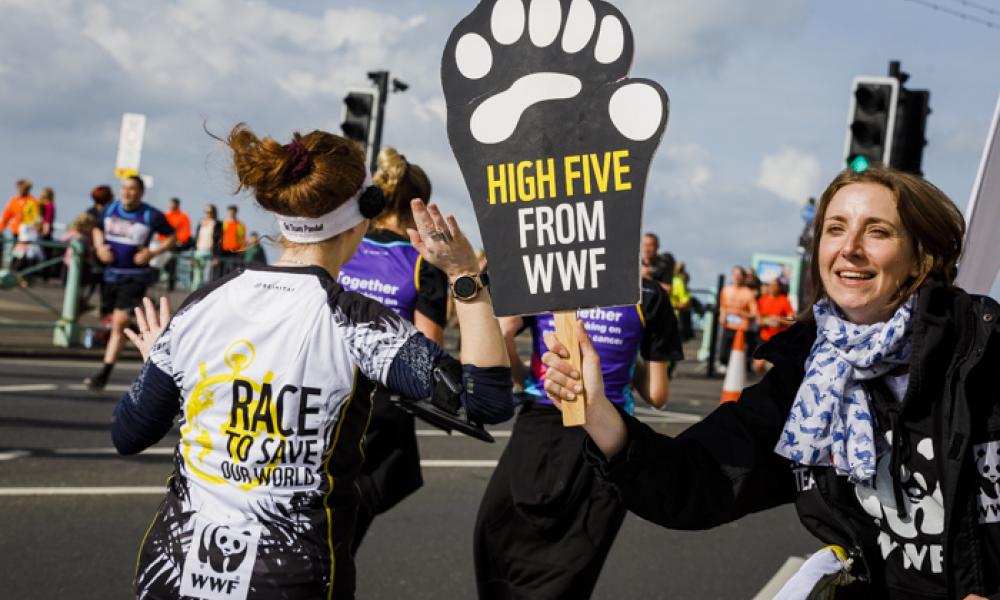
[886,61,930,176]
[367,70,390,174]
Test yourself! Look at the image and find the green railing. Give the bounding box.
[0,237,84,347]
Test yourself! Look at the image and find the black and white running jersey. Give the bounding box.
[131,264,420,600]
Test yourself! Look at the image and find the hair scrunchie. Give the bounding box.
[358,185,386,219]
[282,141,312,183]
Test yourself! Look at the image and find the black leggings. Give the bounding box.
[474,403,625,600]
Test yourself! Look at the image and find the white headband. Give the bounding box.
[276,173,373,244]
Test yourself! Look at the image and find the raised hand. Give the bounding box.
[123,296,171,362]
[406,198,480,278]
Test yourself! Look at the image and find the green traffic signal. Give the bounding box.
[849,155,870,173]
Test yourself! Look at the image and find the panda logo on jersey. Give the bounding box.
[975,441,1000,501]
[198,524,250,573]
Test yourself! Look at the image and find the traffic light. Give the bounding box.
[889,88,930,175]
[844,77,899,172]
[341,89,378,146]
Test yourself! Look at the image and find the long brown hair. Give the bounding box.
[371,147,431,230]
[225,123,366,218]
[805,167,965,314]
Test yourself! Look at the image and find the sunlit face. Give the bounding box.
[120,179,143,209]
[730,268,743,286]
[818,183,919,324]
[641,235,658,260]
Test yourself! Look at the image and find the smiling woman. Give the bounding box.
[807,168,965,325]
[542,166,1000,599]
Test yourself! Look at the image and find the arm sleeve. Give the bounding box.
[583,364,800,529]
[415,259,449,327]
[93,205,108,231]
[152,211,174,237]
[640,279,684,362]
[111,360,181,455]
[385,333,514,424]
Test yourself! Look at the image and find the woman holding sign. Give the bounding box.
[112,125,512,600]
[474,277,682,599]
[336,147,451,551]
[543,168,1000,599]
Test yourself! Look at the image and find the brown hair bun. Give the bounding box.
[226,123,367,218]
[372,146,431,229]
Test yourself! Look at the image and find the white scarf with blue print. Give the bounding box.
[774,295,916,483]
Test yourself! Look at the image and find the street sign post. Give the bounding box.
[114,113,146,179]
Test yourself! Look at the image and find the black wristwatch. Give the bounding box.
[450,272,489,301]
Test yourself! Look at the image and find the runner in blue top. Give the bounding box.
[85,175,175,391]
[475,277,683,599]
[336,147,450,551]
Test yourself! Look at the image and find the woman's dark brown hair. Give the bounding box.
[805,167,965,312]
[371,146,431,230]
[226,123,367,218]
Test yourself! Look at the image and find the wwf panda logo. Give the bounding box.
[975,441,1000,501]
[198,524,250,573]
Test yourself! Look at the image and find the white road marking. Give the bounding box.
[633,408,703,424]
[752,556,807,600]
[421,459,498,468]
[0,486,164,496]
[0,384,59,393]
[66,383,131,392]
[55,447,173,456]
[0,358,140,371]
[416,429,512,438]
[0,449,497,469]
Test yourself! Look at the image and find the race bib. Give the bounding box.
[179,515,260,600]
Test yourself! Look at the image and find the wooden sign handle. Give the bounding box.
[553,310,586,427]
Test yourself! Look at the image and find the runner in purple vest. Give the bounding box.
[475,277,683,599]
[337,147,450,550]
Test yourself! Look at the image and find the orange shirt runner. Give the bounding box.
[160,208,191,245]
[758,293,795,341]
[221,218,245,251]
[1,194,36,235]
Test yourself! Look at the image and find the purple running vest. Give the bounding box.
[524,306,645,414]
[338,237,422,322]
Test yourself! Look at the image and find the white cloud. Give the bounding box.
[659,143,712,196]
[617,0,812,71]
[756,148,822,203]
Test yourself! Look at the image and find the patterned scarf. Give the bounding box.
[774,295,916,483]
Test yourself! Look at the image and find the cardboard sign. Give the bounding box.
[442,0,669,317]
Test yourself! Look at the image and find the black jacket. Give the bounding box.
[587,283,1000,599]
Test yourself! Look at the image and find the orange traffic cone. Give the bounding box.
[720,328,747,403]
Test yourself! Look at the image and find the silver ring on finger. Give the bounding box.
[429,230,445,242]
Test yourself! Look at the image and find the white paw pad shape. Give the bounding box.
[454,0,664,144]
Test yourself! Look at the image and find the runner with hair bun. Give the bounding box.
[114,124,512,599]
[337,146,453,551]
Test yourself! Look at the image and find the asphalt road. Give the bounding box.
[0,356,819,599]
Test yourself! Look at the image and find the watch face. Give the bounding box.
[453,276,478,299]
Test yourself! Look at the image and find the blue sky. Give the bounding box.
[1,0,997,293]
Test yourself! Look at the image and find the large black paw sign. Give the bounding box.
[442,0,669,316]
